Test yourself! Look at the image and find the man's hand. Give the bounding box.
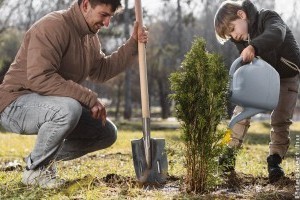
[91,99,106,126]
[241,45,255,62]
[132,21,149,44]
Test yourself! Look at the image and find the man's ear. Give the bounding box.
[81,0,90,12]
[237,10,247,19]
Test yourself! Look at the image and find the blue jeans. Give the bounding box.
[0,93,117,169]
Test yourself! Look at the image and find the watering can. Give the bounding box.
[228,57,280,129]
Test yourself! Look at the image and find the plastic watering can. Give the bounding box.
[228,57,280,129]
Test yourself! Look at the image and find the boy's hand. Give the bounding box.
[241,45,255,62]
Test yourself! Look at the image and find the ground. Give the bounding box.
[0,121,299,199]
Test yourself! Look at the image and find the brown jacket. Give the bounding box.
[0,2,138,113]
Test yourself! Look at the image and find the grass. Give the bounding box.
[0,121,299,199]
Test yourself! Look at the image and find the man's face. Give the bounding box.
[227,10,248,41]
[82,2,114,33]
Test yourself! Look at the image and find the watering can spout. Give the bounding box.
[229,107,266,129]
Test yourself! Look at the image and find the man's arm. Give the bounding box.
[89,36,138,83]
[26,24,98,108]
[89,21,148,83]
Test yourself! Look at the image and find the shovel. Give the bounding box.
[131,0,168,185]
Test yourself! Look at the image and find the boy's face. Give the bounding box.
[228,10,248,41]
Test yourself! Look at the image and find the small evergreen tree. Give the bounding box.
[169,38,228,193]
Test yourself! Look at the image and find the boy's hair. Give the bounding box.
[78,0,122,12]
[214,0,244,44]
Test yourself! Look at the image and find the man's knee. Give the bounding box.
[105,122,118,147]
[56,97,82,128]
[86,123,117,151]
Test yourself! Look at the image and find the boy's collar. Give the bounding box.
[242,0,259,31]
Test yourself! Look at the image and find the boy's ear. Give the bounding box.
[237,10,247,19]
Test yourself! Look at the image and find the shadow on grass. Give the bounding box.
[0,182,53,200]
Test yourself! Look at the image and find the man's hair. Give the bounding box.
[214,0,244,44]
[78,0,122,12]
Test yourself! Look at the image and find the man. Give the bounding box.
[0,0,148,188]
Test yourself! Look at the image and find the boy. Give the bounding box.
[214,0,300,183]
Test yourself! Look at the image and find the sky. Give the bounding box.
[274,0,295,20]
[125,0,297,20]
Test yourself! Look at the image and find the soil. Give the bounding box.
[0,159,296,199]
[98,172,296,199]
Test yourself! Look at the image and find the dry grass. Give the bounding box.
[0,121,299,199]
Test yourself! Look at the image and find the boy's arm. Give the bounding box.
[249,10,286,55]
[232,41,247,54]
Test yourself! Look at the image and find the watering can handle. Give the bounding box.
[229,57,259,76]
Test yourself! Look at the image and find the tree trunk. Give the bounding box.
[177,0,183,55]
[123,0,132,120]
[157,78,171,119]
[115,79,123,121]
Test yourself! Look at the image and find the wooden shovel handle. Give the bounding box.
[135,0,150,118]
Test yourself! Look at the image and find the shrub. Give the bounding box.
[169,37,228,193]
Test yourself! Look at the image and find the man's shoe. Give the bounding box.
[219,146,237,172]
[267,154,284,183]
[22,164,65,189]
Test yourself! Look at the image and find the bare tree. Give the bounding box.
[0,1,21,34]
[123,0,133,120]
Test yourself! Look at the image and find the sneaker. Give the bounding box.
[267,154,284,183]
[22,164,65,189]
[219,146,238,172]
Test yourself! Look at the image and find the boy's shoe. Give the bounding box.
[22,164,65,189]
[219,146,238,172]
[267,154,284,183]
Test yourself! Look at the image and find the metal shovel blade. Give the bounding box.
[131,138,168,184]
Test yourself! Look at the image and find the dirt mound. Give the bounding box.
[224,171,295,188]
[101,173,181,190]
[102,173,138,187]
[217,172,296,199]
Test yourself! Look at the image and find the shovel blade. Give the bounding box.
[131,138,168,184]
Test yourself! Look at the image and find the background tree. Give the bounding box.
[0,0,299,120]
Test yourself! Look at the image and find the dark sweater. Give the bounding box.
[231,0,300,78]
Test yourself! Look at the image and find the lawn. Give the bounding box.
[0,121,299,199]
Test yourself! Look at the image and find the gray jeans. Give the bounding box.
[0,93,117,170]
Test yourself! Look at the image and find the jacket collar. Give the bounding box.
[242,0,259,36]
[69,2,95,37]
